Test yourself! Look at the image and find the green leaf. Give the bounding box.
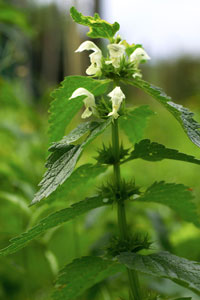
[46,163,107,204]
[118,251,200,296]
[49,76,111,143]
[174,298,192,300]
[123,78,200,148]
[119,106,155,144]
[52,256,124,300]
[70,6,120,41]
[138,181,199,227]
[0,196,110,256]
[32,119,111,204]
[124,139,200,165]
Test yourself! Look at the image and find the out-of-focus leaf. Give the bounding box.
[123,78,200,148]
[46,164,107,204]
[0,3,32,35]
[52,256,124,300]
[118,251,200,296]
[137,181,199,227]
[32,119,111,204]
[70,7,119,41]
[124,139,200,165]
[119,106,155,144]
[49,76,110,143]
[0,195,111,256]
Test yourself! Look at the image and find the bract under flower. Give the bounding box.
[69,88,96,119]
[106,43,126,68]
[107,86,125,119]
[75,41,102,76]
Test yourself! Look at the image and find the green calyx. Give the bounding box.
[98,180,140,203]
[106,235,151,257]
[101,56,140,80]
[95,143,129,165]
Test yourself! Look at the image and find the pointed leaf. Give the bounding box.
[138,181,199,227]
[124,139,200,165]
[70,7,119,41]
[118,251,200,296]
[119,106,155,144]
[49,76,110,143]
[0,195,111,256]
[123,78,200,148]
[32,120,111,204]
[46,164,107,204]
[52,256,124,300]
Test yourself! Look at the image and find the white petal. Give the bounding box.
[81,108,93,119]
[86,64,99,75]
[75,41,101,53]
[108,86,125,100]
[108,110,119,119]
[132,72,142,78]
[69,88,94,100]
[130,48,151,62]
[107,43,125,58]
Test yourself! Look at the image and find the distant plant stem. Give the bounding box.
[112,119,142,300]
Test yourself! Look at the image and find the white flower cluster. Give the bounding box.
[75,40,150,77]
[70,86,125,120]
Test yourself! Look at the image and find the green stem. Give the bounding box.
[111,119,142,300]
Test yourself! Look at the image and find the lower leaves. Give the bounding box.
[0,195,111,256]
[118,251,200,296]
[52,256,124,300]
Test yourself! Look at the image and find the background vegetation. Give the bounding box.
[0,1,200,299]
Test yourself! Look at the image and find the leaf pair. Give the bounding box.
[32,119,111,205]
[1,181,198,257]
[52,251,200,299]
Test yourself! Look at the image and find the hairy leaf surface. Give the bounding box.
[49,76,110,143]
[118,251,200,296]
[119,106,155,144]
[123,78,200,148]
[0,196,110,256]
[52,256,124,300]
[70,7,119,41]
[138,181,199,227]
[46,164,107,204]
[32,120,111,204]
[124,139,200,165]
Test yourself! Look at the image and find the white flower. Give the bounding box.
[130,48,150,67]
[106,43,126,68]
[75,41,102,76]
[69,88,96,119]
[107,86,125,119]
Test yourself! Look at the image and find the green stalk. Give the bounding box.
[112,119,142,300]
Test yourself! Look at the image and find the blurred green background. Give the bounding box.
[0,0,200,299]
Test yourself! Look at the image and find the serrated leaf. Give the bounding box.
[119,106,155,144]
[49,76,110,143]
[123,78,200,148]
[118,251,200,296]
[124,139,200,165]
[32,119,111,204]
[70,6,119,41]
[46,164,107,204]
[0,195,110,256]
[138,181,199,227]
[52,256,124,300]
